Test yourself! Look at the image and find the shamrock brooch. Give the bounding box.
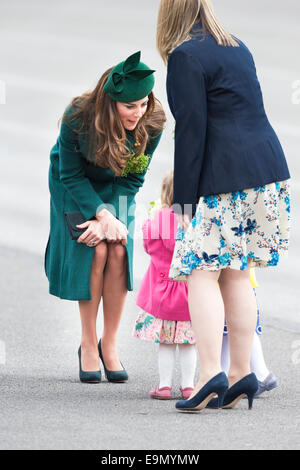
[121,153,150,177]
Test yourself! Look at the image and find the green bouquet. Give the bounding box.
[121,153,150,177]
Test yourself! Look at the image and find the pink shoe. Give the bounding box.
[180,387,194,399]
[149,386,172,400]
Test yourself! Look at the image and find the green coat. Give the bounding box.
[44,105,162,301]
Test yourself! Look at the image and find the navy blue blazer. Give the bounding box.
[167,30,290,216]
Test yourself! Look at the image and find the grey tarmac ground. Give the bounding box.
[0,0,299,450]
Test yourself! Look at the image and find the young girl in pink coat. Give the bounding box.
[133,171,196,400]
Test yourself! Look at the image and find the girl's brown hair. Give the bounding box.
[160,170,174,208]
[62,68,166,176]
[157,0,239,64]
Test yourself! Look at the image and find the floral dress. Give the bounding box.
[169,180,291,281]
[133,311,196,344]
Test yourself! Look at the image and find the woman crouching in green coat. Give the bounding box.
[44,52,166,383]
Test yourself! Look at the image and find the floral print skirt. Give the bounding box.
[169,180,291,281]
[132,310,196,344]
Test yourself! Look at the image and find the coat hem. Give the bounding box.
[48,286,92,301]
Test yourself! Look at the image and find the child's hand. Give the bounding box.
[177,214,192,231]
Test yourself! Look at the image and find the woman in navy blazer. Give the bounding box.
[157,0,291,411]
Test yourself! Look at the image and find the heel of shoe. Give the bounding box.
[217,388,227,408]
[212,373,258,410]
[247,394,255,410]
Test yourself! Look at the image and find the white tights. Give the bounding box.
[158,343,197,389]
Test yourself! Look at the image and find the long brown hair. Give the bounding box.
[62,68,166,176]
[157,0,239,64]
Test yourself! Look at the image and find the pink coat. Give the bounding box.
[136,207,190,321]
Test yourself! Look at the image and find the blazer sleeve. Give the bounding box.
[58,117,108,221]
[167,49,207,217]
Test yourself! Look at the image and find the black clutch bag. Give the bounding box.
[64,211,96,240]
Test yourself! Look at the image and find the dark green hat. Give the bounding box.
[104,51,155,103]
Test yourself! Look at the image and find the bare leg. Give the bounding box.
[219,267,257,387]
[78,241,108,372]
[101,243,128,370]
[187,269,224,398]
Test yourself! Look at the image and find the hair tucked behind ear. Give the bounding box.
[157,0,239,64]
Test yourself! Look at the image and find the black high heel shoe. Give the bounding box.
[175,372,229,412]
[207,373,258,410]
[78,346,102,384]
[98,339,128,383]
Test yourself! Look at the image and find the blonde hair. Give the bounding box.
[160,170,174,208]
[157,0,239,63]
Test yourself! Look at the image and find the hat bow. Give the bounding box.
[112,51,155,94]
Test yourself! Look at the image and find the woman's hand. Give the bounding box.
[177,213,193,232]
[98,211,128,245]
[76,220,106,247]
[77,210,128,247]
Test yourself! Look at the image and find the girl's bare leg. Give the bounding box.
[187,269,224,398]
[78,241,108,372]
[101,243,128,370]
[219,267,257,387]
